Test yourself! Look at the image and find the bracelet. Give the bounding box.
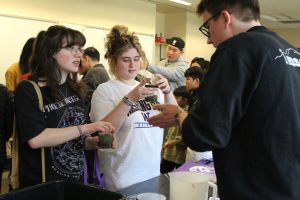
[122,96,136,107]
[163,88,171,95]
[77,125,83,138]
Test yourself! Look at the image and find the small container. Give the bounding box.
[136,70,160,85]
[98,133,114,150]
[144,85,158,104]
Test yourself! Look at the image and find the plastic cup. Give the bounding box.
[98,133,113,151]
[145,85,158,104]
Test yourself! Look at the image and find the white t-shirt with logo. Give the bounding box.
[90,79,164,191]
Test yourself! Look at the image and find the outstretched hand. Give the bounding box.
[148,104,179,128]
[154,74,171,94]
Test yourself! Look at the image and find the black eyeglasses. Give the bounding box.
[62,46,83,55]
[199,12,221,37]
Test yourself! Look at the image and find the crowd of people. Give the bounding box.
[1,23,209,192]
[1,0,300,199]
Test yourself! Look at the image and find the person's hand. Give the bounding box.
[163,141,174,149]
[84,134,118,150]
[154,74,171,95]
[84,136,98,150]
[148,104,179,128]
[127,78,155,101]
[93,121,115,134]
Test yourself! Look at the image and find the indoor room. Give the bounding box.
[0,0,300,200]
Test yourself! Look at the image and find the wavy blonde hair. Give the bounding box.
[104,25,146,77]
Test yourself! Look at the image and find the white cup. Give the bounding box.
[136,193,166,200]
[169,172,218,200]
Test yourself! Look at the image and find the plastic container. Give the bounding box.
[0,180,124,200]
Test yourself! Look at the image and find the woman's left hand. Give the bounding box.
[154,74,171,95]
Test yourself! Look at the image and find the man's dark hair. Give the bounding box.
[197,0,260,22]
[173,86,190,101]
[184,66,205,80]
[83,47,100,62]
[190,57,209,70]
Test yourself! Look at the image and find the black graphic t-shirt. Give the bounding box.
[15,81,86,188]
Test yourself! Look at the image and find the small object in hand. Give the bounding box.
[145,85,158,104]
[98,133,113,149]
[136,69,160,85]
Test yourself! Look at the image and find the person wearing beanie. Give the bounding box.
[144,37,189,92]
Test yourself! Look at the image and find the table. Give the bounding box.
[117,175,170,199]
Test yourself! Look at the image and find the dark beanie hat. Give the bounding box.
[83,47,100,61]
[167,37,185,51]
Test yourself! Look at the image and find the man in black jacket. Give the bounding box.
[148,0,300,199]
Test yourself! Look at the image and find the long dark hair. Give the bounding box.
[30,25,86,100]
[19,37,35,74]
[30,30,46,74]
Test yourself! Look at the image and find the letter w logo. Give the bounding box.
[141,112,150,121]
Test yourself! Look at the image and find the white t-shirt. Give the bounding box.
[90,79,164,191]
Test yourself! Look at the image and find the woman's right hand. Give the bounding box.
[93,121,115,134]
[127,78,154,101]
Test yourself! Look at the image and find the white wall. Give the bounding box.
[185,12,216,64]
[272,28,300,47]
[155,12,166,63]
[0,0,156,34]
[154,10,216,65]
[165,12,187,39]
[0,0,156,84]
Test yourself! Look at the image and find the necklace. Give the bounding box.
[58,84,68,98]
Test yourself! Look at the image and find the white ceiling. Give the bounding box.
[146,0,300,29]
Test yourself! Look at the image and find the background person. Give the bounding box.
[5,37,35,92]
[80,47,110,184]
[0,84,13,191]
[148,0,300,199]
[184,66,212,162]
[160,86,189,174]
[20,31,47,81]
[143,37,189,92]
[190,57,210,74]
[80,46,110,119]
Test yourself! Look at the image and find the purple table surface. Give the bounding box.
[175,159,216,183]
